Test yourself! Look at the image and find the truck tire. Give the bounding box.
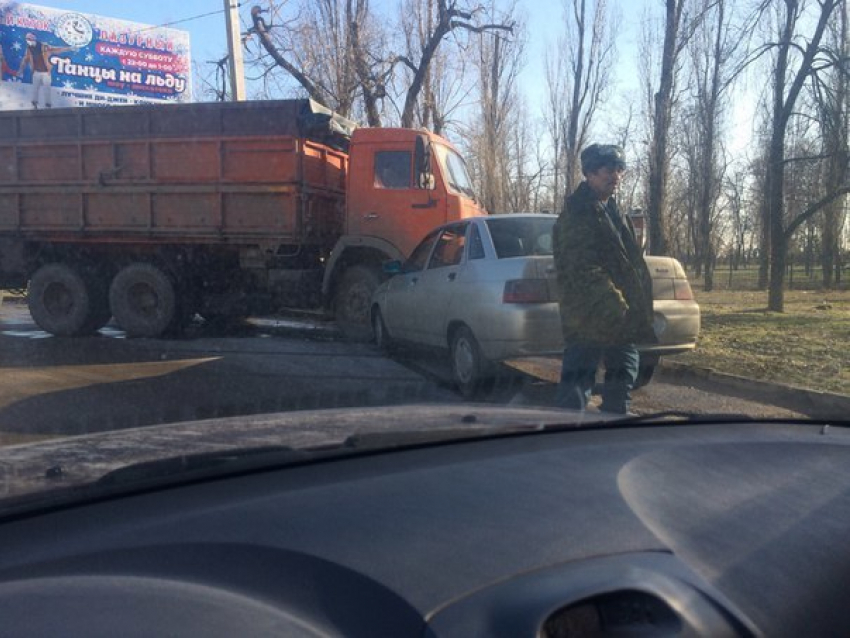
[333,265,381,342]
[109,263,177,338]
[28,263,100,336]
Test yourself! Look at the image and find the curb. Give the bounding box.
[657,359,850,419]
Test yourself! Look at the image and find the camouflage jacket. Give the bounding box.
[553,182,656,346]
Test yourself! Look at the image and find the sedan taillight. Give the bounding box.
[503,279,550,303]
[674,279,694,300]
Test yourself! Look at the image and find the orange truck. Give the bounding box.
[0,99,486,337]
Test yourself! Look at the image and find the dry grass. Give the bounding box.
[671,288,850,396]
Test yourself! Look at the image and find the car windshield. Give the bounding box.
[0,0,845,511]
[433,142,477,198]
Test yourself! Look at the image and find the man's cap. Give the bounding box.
[581,144,626,173]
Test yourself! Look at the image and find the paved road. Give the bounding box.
[0,301,806,445]
[504,358,808,420]
[0,303,461,445]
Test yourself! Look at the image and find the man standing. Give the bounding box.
[16,33,75,109]
[553,144,656,414]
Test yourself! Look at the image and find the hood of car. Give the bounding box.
[0,404,609,501]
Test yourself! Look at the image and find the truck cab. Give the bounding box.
[325,127,487,337]
[345,128,485,257]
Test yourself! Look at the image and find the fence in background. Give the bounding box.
[685,261,849,291]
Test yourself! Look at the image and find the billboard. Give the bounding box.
[0,2,191,110]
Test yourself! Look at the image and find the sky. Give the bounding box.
[5,0,749,157]
[22,0,647,101]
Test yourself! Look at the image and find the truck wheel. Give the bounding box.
[28,263,99,336]
[109,263,177,338]
[450,326,493,399]
[333,265,381,342]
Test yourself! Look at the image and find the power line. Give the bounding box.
[135,6,235,34]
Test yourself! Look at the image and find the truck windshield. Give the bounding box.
[434,143,477,199]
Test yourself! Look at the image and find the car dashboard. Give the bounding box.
[0,420,848,637]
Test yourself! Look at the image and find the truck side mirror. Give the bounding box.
[414,135,434,190]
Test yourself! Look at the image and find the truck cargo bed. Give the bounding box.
[0,100,349,245]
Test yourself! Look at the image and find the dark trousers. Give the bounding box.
[556,342,639,414]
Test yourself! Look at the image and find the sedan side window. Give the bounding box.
[428,227,466,269]
[468,225,485,260]
[404,231,439,272]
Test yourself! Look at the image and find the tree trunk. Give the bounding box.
[646,0,683,256]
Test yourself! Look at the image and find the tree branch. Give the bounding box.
[785,185,850,238]
[450,21,514,34]
[249,6,328,105]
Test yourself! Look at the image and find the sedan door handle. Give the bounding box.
[363,213,379,220]
[545,266,556,274]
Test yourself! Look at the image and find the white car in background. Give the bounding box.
[370,214,700,397]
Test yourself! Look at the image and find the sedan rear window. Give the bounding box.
[485,217,556,258]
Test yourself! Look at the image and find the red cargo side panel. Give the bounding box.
[222,138,299,184]
[18,145,80,182]
[86,193,151,229]
[152,140,219,182]
[222,191,296,238]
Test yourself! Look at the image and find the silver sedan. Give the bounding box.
[370,214,699,397]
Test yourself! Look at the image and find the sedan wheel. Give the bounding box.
[371,307,394,352]
[451,326,491,399]
[634,363,656,390]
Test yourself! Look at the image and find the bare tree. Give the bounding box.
[755,0,842,311]
[646,0,690,256]
[724,170,754,273]
[686,0,738,290]
[396,0,471,133]
[471,1,524,213]
[503,104,547,212]
[812,0,848,287]
[543,49,569,213]
[556,0,618,197]
[394,0,514,128]
[248,1,512,129]
[248,1,366,116]
[608,99,642,214]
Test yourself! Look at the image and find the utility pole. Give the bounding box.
[223,0,246,100]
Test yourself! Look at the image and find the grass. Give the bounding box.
[670,288,850,396]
